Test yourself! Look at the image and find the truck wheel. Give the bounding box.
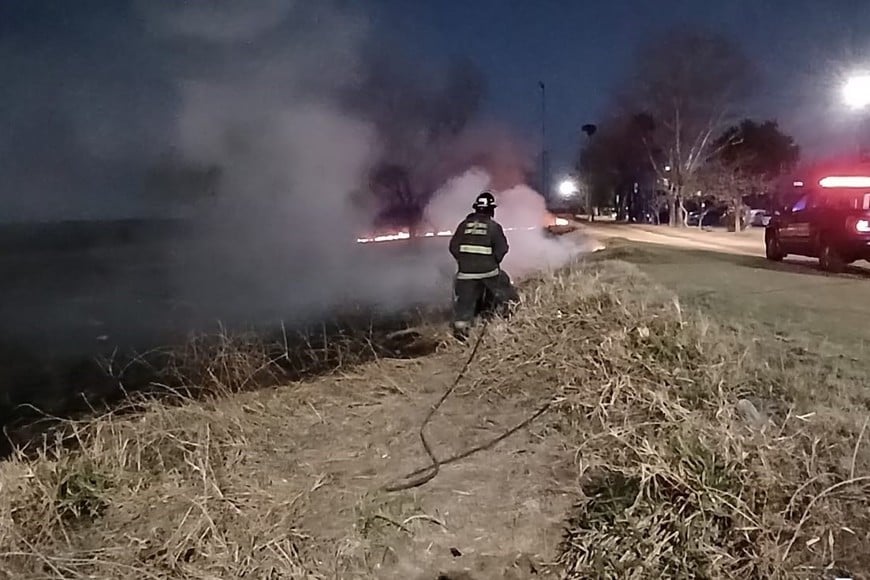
[818,240,845,273]
[765,231,785,261]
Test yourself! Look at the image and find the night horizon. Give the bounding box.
[4,0,870,221]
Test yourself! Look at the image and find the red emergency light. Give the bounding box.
[819,175,870,188]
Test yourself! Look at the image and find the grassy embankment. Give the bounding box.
[2,243,869,579]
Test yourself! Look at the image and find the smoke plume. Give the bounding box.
[1,0,591,356]
[425,169,584,279]
[142,0,581,331]
[139,1,447,326]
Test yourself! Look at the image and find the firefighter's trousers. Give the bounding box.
[453,271,518,329]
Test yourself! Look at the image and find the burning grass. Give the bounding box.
[1,257,869,578]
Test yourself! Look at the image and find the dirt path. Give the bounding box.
[252,354,572,578]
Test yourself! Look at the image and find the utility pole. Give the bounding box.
[539,81,548,201]
[580,123,597,221]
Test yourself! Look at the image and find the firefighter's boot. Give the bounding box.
[452,320,470,342]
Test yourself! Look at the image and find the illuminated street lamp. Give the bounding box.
[843,74,870,110]
[558,178,579,197]
[843,74,870,159]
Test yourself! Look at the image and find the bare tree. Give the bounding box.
[693,158,761,230]
[706,118,800,231]
[621,31,755,226]
[348,53,489,210]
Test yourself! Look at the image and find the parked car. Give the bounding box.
[686,207,725,227]
[765,174,870,272]
[749,209,771,227]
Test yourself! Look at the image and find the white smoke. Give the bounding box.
[133,3,410,320]
[498,185,584,277]
[425,168,584,279]
[132,2,587,329]
[424,168,491,229]
[138,0,299,42]
[1,1,598,363]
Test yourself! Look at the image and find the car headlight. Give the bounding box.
[857,219,870,233]
[554,217,569,226]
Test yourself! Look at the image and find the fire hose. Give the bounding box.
[383,317,553,492]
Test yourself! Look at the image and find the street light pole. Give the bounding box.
[580,123,597,221]
[539,81,548,200]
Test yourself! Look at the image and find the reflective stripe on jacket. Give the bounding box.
[456,268,500,280]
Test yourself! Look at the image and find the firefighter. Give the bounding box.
[448,191,517,340]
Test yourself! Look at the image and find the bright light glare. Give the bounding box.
[356,225,552,244]
[793,180,804,187]
[558,179,578,197]
[843,75,870,110]
[356,231,411,244]
[819,175,870,188]
[356,220,561,245]
[856,219,870,233]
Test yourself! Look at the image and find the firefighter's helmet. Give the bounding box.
[472,191,497,212]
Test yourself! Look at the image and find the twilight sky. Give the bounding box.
[370,0,870,162]
[2,0,870,220]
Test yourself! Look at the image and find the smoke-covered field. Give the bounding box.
[3,1,581,345]
[0,0,596,431]
[0,170,585,353]
[0,205,593,445]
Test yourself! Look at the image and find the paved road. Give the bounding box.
[577,222,765,257]
[575,222,870,279]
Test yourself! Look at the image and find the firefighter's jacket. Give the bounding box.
[449,212,509,279]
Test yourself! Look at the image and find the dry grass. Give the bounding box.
[470,260,870,579]
[1,257,869,579]
[1,313,444,455]
[126,313,445,397]
[0,401,319,578]
[0,318,448,578]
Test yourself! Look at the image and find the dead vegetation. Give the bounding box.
[1,312,444,455]
[1,258,869,579]
[471,260,870,578]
